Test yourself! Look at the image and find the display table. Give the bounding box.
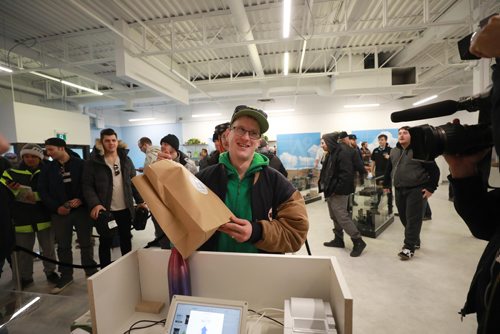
[87,249,353,334]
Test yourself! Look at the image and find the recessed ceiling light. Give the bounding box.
[344,104,380,108]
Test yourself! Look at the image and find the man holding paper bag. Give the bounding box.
[196,105,309,253]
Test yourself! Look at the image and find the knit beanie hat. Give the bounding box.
[160,134,180,152]
[45,137,66,147]
[20,143,44,160]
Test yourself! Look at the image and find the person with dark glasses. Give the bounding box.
[196,105,309,254]
[82,128,146,268]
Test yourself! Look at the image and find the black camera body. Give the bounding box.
[95,210,117,237]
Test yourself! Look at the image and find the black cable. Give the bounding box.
[6,38,37,67]
[248,309,284,327]
[14,245,101,269]
[122,319,166,334]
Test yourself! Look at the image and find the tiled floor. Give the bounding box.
[0,183,484,333]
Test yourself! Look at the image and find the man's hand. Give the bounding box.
[422,189,433,199]
[444,149,490,179]
[91,205,106,220]
[470,14,500,58]
[57,206,71,216]
[68,198,82,208]
[383,188,391,193]
[137,202,148,210]
[157,151,172,161]
[6,181,20,190]
[218,216,253,243]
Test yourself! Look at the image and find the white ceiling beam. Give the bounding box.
[390,0,469,66]
[136,19,466,57]
[226,0,264,77]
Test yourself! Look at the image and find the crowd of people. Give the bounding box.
[0,15,498,331]
[0,105,309,296]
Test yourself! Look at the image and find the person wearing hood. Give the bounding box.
[383,126,439,260]
[1,144,58,289]
[82,128,146,268]
[319,131,367,257]
[196,105,308,253]
[39,137,98,294]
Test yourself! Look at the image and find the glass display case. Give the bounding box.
[351,176,394,238]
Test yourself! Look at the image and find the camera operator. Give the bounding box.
[444,14,500,334]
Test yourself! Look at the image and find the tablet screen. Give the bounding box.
[169,302,242,334]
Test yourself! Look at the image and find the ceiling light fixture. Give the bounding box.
[344,103,380,108]
[283,0,291,38]
[30,71,103,96]
[412,95,438,106]
[283,52,290,76]
[298,40,307,73]
[172,69,197,89]
[192,113,222,118]
[266,108,295,113]
[0,65,13,73]
[128,117,156,122]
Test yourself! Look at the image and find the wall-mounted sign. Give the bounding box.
[55,131,67,141]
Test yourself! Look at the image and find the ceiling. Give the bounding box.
[0,0,498,117]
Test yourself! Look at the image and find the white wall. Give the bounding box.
[14,102,91,145]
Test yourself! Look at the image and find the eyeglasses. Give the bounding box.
[231,126,261,140]
[113,164,120,176]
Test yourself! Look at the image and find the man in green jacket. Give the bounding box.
[197,105,309,253]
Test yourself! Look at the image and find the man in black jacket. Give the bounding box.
[319,131,367,257]
[383,126,439,260]
[82,129,145,268]
[443,16,500,333]
[256,139,288,177]
[38,137,98,294]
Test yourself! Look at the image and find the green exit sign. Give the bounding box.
[56,133,67,141]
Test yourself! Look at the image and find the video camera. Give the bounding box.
[391,91,492,161]
[390,14,498,161]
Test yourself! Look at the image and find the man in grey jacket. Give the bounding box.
[383,126,439,260]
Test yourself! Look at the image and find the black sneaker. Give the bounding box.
[21,278,34,290]
[50,277,73,294]
[398,248,414,260]
[415,244,421,250]
[46,272,60,284]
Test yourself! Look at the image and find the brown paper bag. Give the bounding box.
[132,160,233,258]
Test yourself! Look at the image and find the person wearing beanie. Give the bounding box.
[151,134,197,249]
[1,143,59,289]
[196,105,308,254]
[159,134,197,174]
[82,128,146,268]
[38,137,98,294]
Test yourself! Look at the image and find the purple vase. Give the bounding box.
[168,247,192,301]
